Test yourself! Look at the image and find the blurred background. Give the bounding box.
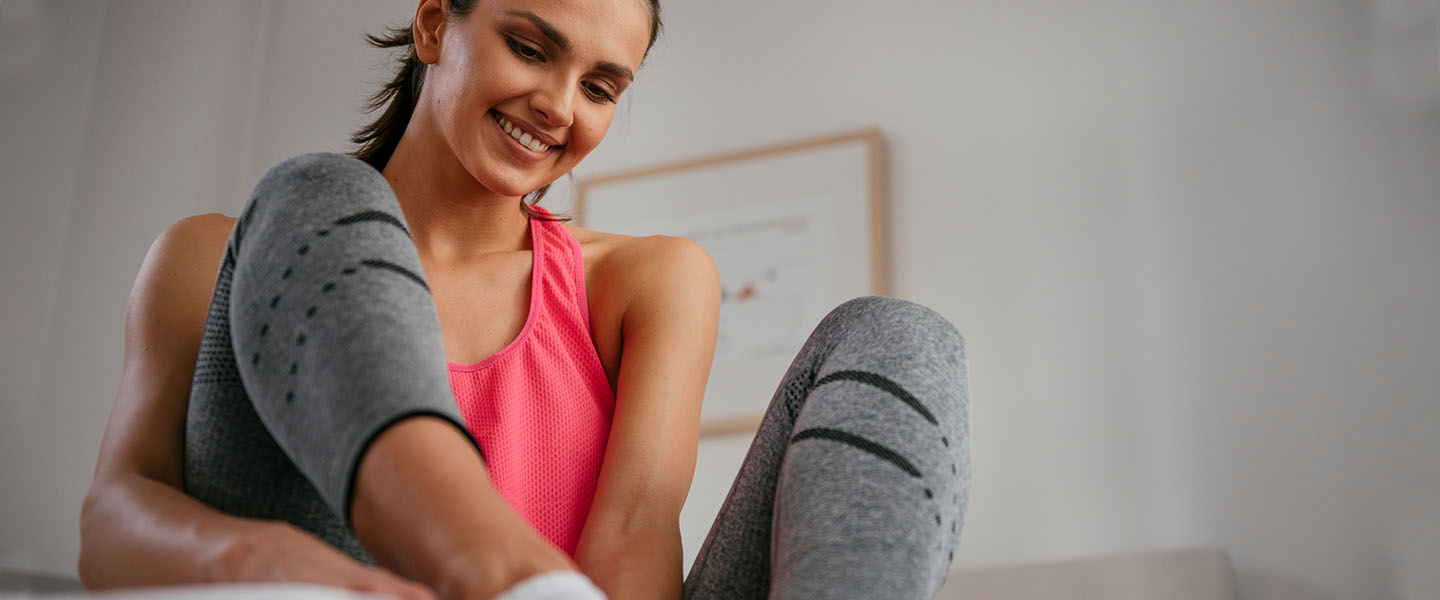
[2,0,1438,598]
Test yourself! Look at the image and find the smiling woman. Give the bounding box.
[76,1,968,600]
[352,0,654,213]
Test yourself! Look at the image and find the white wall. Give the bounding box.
[0,0,409,575]
[3,1,1438,599]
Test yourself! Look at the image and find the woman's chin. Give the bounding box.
[492,181,550,199]
[469,170,550,200]
[468,149,569,198]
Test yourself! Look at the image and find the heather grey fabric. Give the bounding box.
[183,153,970,597]
[185,152,473,562]
[684,296,970,600]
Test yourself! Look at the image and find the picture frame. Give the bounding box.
[576,129,889,436]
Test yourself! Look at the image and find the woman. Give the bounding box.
[78,0,970,598]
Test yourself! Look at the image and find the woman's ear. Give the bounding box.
[413,0,446,65]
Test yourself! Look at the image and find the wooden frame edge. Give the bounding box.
[574,128,890,438]
[575,128,883,224]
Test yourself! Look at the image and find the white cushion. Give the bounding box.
[938,547,1237,600]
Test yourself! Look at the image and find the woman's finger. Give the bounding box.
[346,567,438,600]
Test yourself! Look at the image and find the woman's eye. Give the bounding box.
[505,37,544,61]
[584,82,616,103]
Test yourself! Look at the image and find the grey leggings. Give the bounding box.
[184,153,970,599]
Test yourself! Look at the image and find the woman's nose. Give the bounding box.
[530,78,576,128]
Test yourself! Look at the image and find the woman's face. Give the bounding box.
[416,0,652,198]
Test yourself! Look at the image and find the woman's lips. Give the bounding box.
[491,110,560,154]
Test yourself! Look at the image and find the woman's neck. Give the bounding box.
[381,133,532,265]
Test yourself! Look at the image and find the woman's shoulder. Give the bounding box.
[563,223,719,346]
[564,223,717,289]
[132,213,234,313]
[563,224,719,373]
[165,212,236,243]
[150,213,234,272]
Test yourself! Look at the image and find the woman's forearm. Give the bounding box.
[578,527,684,600]
[349,416,575,598]
[78,473,269,588]
[80,471,440,600]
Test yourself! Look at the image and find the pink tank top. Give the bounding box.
[447,209,614,557]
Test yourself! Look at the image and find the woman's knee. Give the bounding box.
[809,296,969,421]
[816,296,965,358]
[255,152,383,194]
[247,153,393,217]
[237,153,399,247]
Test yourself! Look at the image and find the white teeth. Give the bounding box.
[493,112,550,153]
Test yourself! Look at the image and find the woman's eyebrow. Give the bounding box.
[505,10,570,51]
[597,62,634,81]
[503,10,635,81]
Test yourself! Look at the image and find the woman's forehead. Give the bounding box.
[482,0,652,66]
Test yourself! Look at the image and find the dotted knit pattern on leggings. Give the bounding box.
[448,208,614,557]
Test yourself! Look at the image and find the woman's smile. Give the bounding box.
[489,109,561,164]
[491,110,561,152]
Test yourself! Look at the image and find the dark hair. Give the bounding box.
[350,0,663,219]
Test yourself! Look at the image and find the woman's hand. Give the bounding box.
[217,522,435,600]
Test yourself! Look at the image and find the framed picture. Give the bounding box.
[577,129,889,436]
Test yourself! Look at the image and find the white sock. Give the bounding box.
[491,571,608,600]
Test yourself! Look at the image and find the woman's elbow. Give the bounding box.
[76,476,134,589]
[76,482,112,588]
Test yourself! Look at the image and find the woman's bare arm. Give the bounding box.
[573,236,721,600]
[81,214,251,586]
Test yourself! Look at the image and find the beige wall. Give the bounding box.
[3,1,1438,599]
